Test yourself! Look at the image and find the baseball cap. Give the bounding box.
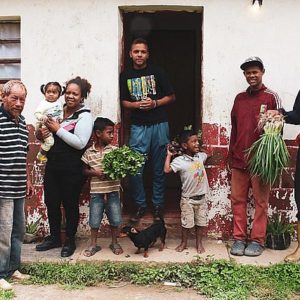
[240,56,264,70]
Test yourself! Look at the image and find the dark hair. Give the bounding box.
[66,76,91,99]
[131,38,149,49]
[178,129,197,145]
[40,82,65,96]
[93,117,114,132]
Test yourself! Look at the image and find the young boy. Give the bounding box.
[164,130,209,254]
[81,117,123,256]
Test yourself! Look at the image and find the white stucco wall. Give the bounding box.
[1,0,300,137]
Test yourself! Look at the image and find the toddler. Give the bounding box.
[34,82,64,162]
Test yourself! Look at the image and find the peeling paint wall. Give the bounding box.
[1,0,300,238]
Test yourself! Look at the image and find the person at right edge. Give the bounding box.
[278,91,300,262]
[119,38,175,222]
[229,57,282,257]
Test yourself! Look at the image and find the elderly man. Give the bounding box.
[0,80,33,290]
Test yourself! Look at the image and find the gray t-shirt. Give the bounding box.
[171,152,209,198]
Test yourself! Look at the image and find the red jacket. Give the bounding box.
[229,85,281,169]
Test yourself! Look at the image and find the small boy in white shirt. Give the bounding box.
[164,130,209,253]
[34,82,64,162]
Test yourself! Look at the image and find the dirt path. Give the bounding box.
[13,283,207,300]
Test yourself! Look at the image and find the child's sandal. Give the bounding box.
[109,243,123,255]
[83,245,101,257]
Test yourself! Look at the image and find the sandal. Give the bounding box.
[109,243,123,255]
[83,245,101,257]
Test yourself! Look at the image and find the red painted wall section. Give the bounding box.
[25,122,298,239]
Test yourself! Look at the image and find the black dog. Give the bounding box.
[121,220,167,258]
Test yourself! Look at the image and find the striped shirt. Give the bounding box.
[81,143,120,193]
[0,105,28,200]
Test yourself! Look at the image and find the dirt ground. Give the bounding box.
[12,283,206,300]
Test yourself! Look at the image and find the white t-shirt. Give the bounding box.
[170,152,209,198]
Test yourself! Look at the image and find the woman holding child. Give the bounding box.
[35,76,93,257]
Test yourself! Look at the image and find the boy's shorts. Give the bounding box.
[180,195,208,229]
[89,191,122,228]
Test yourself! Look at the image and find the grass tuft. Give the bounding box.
[19,258,300,300]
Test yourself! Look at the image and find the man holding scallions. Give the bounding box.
[229,57,282,257]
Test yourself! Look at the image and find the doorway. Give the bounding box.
[120,8,203,214]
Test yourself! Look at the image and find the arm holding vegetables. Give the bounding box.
[83,163,105,180]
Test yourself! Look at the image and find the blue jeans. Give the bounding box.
[129,122,169,209]
[89,192,122,228]
[0,198,25,279]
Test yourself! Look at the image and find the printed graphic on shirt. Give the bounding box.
[46,104,62,120]
[190,161,206,183]
[127,75,157,101]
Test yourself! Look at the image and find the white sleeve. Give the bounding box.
[170,157,182,173]
[34,101,47,122]
[56,112,93,150]
[196,152,208,163]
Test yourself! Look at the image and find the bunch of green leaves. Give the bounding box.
[25,217,41,235]
[267,214,295,235]
[246,113,289,186]
[102,145,145,180]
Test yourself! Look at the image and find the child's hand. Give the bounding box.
[41,115,49,123]
[166,144,174,156]
[94,168,106,180]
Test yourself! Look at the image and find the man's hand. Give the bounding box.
[267,110,280,117]
[139,97,156,111]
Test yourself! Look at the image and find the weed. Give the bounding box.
[21,259,300,299]
[0,289,15,300]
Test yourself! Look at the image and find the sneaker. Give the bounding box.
[153,206,163,221]
[36,236,61,251]
[37,152,48,163]
[0,279,12,290]
[230,240,246,256]
[244,241,264,257]
[11,270,30,281]
[130,207,146,222]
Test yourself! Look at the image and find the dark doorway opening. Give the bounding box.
[120,8,203,215]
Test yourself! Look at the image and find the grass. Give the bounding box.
[0,290,15,300]
[13,258,300,300]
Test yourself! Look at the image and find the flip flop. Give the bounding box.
[83,245,101,257]
[109,243,124,255]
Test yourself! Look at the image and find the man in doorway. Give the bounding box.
[0,80,33,290]
[120,38,175,222]
[229,57,281,257]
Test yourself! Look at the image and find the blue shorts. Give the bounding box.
[89,192,122,228]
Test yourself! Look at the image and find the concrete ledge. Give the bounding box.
[22,238,298,266]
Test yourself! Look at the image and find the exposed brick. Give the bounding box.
[285,139,299,147]
[219,126,229,146]
[281,169,295,188]
[269,189,294,210]
[202,123,218,146]
[206,147,228,167]
[287,146,298,168]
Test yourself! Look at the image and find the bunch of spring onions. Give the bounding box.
[246,113,290,186]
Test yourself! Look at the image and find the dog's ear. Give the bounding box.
[130,227,138,234]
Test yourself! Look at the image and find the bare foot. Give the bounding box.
[175,243,187,252]
[197,243,205,254]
